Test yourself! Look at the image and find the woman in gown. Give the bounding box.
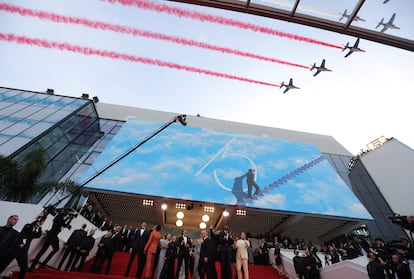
[143,225,162,279]
[160,235,177,279]
[191,235,203,279]
[156,233,171,279]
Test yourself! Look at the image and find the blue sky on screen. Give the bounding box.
[81,117,372,220]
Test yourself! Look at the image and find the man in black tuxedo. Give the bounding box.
[29,208,75,271]
[70,229,96,272]
[124,222,150,278]
[218,225,233,279]
[176,229,192,279]
[257,238,269,265]
[293,250,305,279]
[58,223,87,270]
[90,230,113,274]
[199,230,218,279]
[105,225,122,275]
[0,215,20,273]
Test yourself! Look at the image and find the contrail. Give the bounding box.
[0,3,310,69]
[102,0,342,49]
[0,33,279,87]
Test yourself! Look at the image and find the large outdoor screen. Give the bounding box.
[82,117,371,220]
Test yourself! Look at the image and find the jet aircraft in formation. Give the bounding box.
[339,9,366,22]
[310,59,332,77]
[342,38,366,58]
[280,78,300,94]
[376,13,400,33]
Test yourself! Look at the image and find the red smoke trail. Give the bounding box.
[0,33,278,87]
[103,0,342,49]
[0,3,310,70]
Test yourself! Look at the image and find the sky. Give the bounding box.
[1,0,413,155]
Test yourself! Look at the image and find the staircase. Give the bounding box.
[6,251,287,279]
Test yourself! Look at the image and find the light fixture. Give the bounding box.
[202,214,210,222]
[176,219,183,227]
[92,96,99,103]
[236,209,247,216]
[81,93,89,99]
[204,206,215,213]
[143,199,154,206]
[223,210,230,217]
[176,203,186,210]
[176,211,184,219]
[199,222,207,229]
[46,88,54,95]
[161,203,167,210]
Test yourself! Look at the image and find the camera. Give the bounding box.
[389,214,414,232]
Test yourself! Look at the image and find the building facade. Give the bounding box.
[0,86,409,242]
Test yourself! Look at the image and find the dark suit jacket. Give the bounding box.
[177,235,192,256]
[109,232,122,254]
[78,235,95,254]
[131,229,150,251]
[17,222,42,251]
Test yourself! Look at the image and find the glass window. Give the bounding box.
[0,101,13,110]
[3,92,33,103]
[0,89,20,100]
[43,109,71,123]
[0,103,29,115]
[20,93,50,105]
[0,134,12,145]
[0,136,31,156]
[26,107,58,121]
[0,119,15,132]
[65,99,87,110]
[20,122,53,138]
[36,95,62,106]
[10,104,43,119]
[50,97,77,109]
[1,119,37,136]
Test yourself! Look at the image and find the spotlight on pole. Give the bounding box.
[176,114,187,126]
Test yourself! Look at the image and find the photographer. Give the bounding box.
[29,208,76,271]
[367,252,386,279]
[390,253,412,279]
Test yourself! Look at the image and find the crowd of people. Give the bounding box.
[0,211,258,279]
[1,208,413,279]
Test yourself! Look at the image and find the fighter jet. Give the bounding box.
[339,9,366,22]
[383,0,390,4]
[310,59,332,77]
[342,38,366,58]
[280,78,300,94]
[376,13,400,33]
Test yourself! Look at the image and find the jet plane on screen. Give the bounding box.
[280,78,300,94]
[310,59,332,77]
[343,38,366,58]
[339,9,366,22]
[376,13,400,33]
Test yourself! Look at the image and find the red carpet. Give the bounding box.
[6,252,287,279]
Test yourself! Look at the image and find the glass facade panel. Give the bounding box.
[4,92,33,103]
[20,93,49,105]
[0,137,31,156]
[1,119,36,136]
[10,105,43,119]
[0,103,29,115]
[26,107,58,121]
[43,109,73,123]
[20,122,54,138]
[0,89,20,100]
